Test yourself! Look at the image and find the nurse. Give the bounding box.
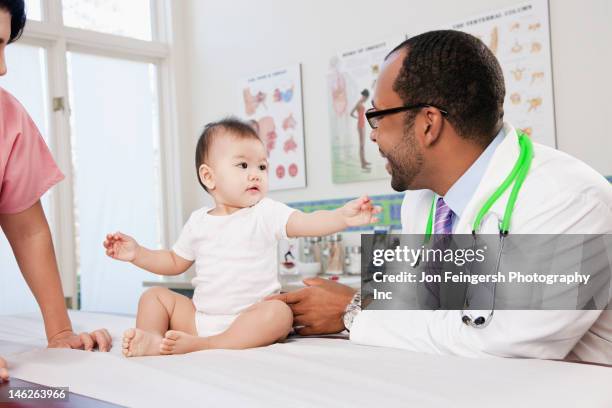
[271,30,612,364]
[0,0,111,382]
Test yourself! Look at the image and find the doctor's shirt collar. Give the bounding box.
[442,127,506,222]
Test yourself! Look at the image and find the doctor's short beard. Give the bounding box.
[387,123,424,192]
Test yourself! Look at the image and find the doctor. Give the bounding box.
[271,30,612,363]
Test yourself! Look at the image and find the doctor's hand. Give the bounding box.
[48,329,112,352]
[103,232,139,262]
[266,278,356,335]
[340,195,381,227]
[0,356,8,383]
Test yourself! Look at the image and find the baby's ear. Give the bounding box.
[199,164,215,190]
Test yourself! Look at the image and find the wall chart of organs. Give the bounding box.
[243,89,267,115]
[239,64,306,191]
[448,0,556,147]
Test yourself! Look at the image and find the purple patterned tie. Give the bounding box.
[434,197,455,235]
[424,197,455,306]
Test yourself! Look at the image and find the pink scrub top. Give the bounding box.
[0,87,64,214]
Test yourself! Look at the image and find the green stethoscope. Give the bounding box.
[423,130,534,328]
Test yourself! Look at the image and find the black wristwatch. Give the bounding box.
[342,291,361,332]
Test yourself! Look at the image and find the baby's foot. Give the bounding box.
[160,330,209,355]
[122,328,163,357]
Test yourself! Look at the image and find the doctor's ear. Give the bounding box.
[421,108,444,146]
[198,164,215,191]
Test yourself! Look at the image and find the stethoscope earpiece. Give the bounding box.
[461,313,490,327]
[474,316,486,326]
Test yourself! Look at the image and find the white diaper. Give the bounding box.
[194,311,238,337]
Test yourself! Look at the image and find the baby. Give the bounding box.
[103,118,380,357]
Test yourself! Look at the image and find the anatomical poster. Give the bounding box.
[327,36,405,184]
[240,64,306,191]
[449,0,556,147]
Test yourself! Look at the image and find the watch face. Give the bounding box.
[343,312,353,331]
[344,306,359,331]
[344,292,361,331]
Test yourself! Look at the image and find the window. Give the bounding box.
[26,0,42,21]
[0,1,180,314]
[0,44,49,141]
[62,0,153,40]
[68,52,162,313]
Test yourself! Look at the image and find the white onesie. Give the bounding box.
[172,198,296,336]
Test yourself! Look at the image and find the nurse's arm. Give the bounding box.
[0,201,106,349]
[0,356,8,382]
[0,200,74,343]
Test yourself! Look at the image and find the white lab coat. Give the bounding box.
[350,122,612,362]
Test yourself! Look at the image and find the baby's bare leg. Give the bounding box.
[0,356,8,382]
[123,286,196,357]
[162,300,293,354]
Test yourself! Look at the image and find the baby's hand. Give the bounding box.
[103,232,139,262]
[340,195,382,227]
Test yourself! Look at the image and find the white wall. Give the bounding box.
[175,0,612,219]
[548,0,612,175]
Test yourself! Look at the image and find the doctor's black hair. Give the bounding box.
[195,117,261,191]
[387,30,505,146]
[0,0,26,43]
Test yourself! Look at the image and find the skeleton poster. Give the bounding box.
[450,0,556,146]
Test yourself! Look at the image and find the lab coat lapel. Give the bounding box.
[401,190,434,234]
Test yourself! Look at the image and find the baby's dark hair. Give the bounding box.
[195,117,261,191]
[0,0,26,43]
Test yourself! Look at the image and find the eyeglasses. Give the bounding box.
[365,103,449,129]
